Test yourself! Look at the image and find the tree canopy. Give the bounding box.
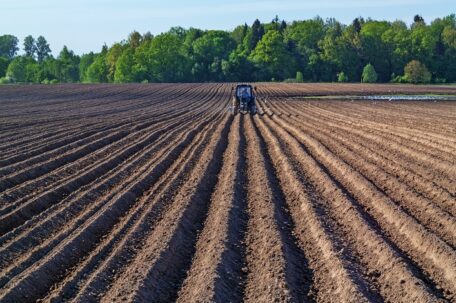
[404,60,432,83]
[362,63,378,83]
[1,14,455,84]
[0,35,19,59]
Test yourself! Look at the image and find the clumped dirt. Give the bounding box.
[0,83,455,302]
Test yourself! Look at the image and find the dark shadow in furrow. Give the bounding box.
[212,116,248,302]
[264,117,381,301]
[0,104,209,205]
[285,113,456,212]
[0,109,184,175]
[0,116,209,284]
[0,116,221,303]
[50,114,221,302]
[0,118,189,236]
[1,125,123,168]
[282,153,384,301]
[0,85,202,166]
[326,142,456,250]
[289,132,447,300]
[0,130,129,192]
[251,116,314,302]
[133,115,233,302]
[282,115,456,248]
[0,110,200,209]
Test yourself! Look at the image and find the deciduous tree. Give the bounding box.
[24,35,36,58]
[404,60,431,83]
[36,36,51,62]
[362,63,378,83]
[0,35,19,59]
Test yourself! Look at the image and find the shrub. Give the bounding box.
[50,79,59,84]
[404,60,431,84]
[362,64,378,83]
[0,76,13,84]
[391,75,408,83]
[296,71,304,83]
[337,72,348,82]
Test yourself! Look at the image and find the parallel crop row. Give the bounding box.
[0,83,454,302]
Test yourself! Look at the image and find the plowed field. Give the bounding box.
[0,83,455,302]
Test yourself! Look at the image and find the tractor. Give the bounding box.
[232,84,257,115]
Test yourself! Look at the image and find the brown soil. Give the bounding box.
[0,83,455,302]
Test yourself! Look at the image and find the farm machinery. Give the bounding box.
[232,84,257,115]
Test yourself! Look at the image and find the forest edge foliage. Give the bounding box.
[1,14,455,84]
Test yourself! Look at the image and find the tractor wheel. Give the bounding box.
[231,98,238,115]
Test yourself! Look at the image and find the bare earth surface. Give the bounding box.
[0,83,455,302]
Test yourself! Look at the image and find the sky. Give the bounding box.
[1,0,455,55]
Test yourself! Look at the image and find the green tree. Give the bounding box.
[414,15,425,25]
[0,57,9,77]
[6,57,27,82]
[79,52,96,81]
[319,20,361,81]
[36,57,58,83]
[352,18,362,33]
[244,19,264,52]
[280,20,287,32]
[146,33,188,82]
[410,22,437,69]
[404,60,431,83]
[249,30,294,81]
[24,35,36,58]
[360,21,391,81]
[55,46,80,82]
[337,71,348,82]
[442,25,456,48]
[86,54,108,83]
[221,49,254,81]
[192,30,235,81]
[442,21,456,82]
[0,35,19,59]
[106,43,124,82]
[128,31,142,49]
[285,17,326,80]
[114,48,136,82]
[231,24,249,45]
[362,63,378,83]
[285,18,325,54]
[36,36,51,62]
[381,21,412,77]
[1,15,455,84]
[6,56,38,82]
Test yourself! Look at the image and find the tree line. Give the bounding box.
[1,14,455,84]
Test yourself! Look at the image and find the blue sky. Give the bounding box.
[1,0,455,55]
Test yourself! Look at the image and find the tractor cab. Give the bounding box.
[232,84,257,114]
[236,85,253,99]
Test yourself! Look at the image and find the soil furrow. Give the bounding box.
[0,113,225,303]
[176,114,249,303]
[283,114,456,247]
[243,114,311,302]
[42,112,224,302]
[261,114,444,302]
[272,114,456,299]
[254,115,371,302]
[99,114,232,303]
